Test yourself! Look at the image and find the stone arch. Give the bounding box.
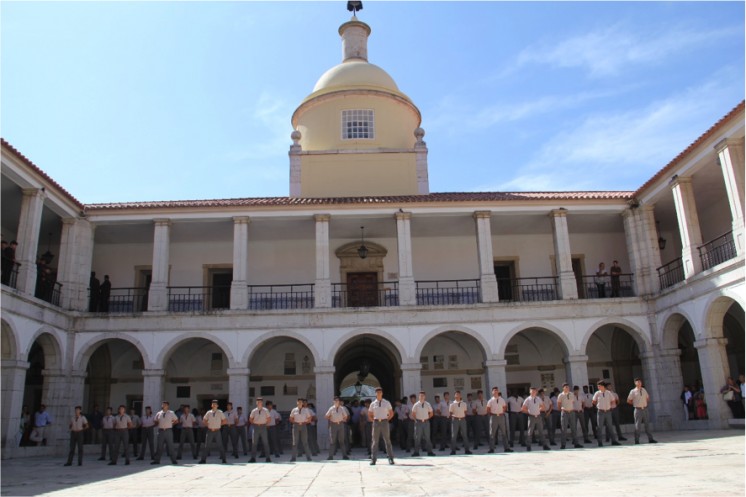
[414,324,491,362]
[242,330,321,367]
[74,333,151,371]
[327,328,407,365]
[1,318,20,361]
[24,327,63,370]
[501,323,572,395]
[704,295,745,379]
[155,333,236,370]
[660,312,691,350]
[703,294,744,339]
[580,318,651,355]
[332,332,404,401]
[498,322,573,358]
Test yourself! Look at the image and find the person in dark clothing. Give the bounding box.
[1,241,15,285]
[100,275,112,312]
[89,272,100,312]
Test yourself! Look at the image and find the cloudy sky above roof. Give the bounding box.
[1,1,743,204]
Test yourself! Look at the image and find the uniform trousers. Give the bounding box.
[611,407,624,439]
[596,410,617,445]
[236,425,249,455]
[633,407,654,442]
[450,417,470,451]
[526,414,547,448]
[397,419,410,449]
[574,411,590,441]
[268,425,280,456]
[177,426,197,459]
[291,424,311,460]
[66,431,85,465]
[128,428,139,455]
[559,410,578,446]
[433,416,449,449]
[154,428,177,464]
[465,415,476,444]
[475,415,489,448]
[370,420,394,462]
[308,425,319,455]
[508,412,525,445]
[362,421,372,452]
[412,419,433,454]
[488,414,510,451]
[547,412,558,443]
[101,429,114,459]
[111,430,130,463]
[139,426,155,459]
[201,429,226,462]
[222,425,238,456]
[584,407,598,438]
[329,422,346,457]
[252,425,270,460]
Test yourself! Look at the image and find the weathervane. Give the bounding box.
[347,1,363,16]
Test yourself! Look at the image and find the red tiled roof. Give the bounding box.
[633,100,745,197]
[84,191,633,211]
[0,138,85,209]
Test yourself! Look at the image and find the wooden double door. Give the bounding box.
[347,272,379,307]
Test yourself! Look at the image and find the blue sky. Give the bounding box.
[1,1,743,204]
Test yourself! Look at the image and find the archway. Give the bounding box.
[419,330,487,399]
[83,339,145,416]
[723,302,744,379]
[504,327,569,396]
[249,336,316,412]
[163,338,229,413]
[1,320,17,360]
[21,333,61,447]
[333,334,402,401]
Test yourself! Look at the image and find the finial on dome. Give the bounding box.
[339,17,371,62]
[291,130,302,144]
[414,127,426,146]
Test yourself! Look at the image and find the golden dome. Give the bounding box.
[312,60,400,94]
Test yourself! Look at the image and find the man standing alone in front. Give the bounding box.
[368,387,395,465]
[627,378,657,445]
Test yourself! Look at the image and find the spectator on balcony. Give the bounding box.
[610,260,623,297]
[594,262,608,298]
[1,240,17,285]
[99,275,111,312]
[89,272,100,312]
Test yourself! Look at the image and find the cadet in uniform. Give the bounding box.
[449,390,472,455]
[110,405,133,465]
[137,406,156,461]
[200,400,227,464]
[249,397,272,463]
[99,407,114,461]
[593,381,621,447]
[434,393,449,451]
[64,406,88,466]
[368,387,395,465]
[266,401,282,457]
[607,384,627,441]
[556,384,582,449]
[572,386,591,444]
[507,391,525,448]
[128,408,140,457]
[521,387,550,451]
[306,401,320,456]
[627,378,657,444]
[472,390,489,450]
[410,391,436,457]
[538,389,556,446]
[289,398,313,462]
[177,405,198,460]
[360,399,372,455]
[395,397,411,451]
[486,387,512,453]
[152,401,178,465]
[582,386,598,440]
[326,396,349,460]
[222,402,239,459]
[236,406,249,456]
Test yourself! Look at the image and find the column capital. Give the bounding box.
[227,367,250,376]
[21,187,46,199]
[1,360,29,370]
[70,369,88,379]
[41,368,67,378]
[395,211,412,221]
[314,214,331,222]
[563,355,589,364]
[400,362,422,372]
[473,210,492,220]
[550,208,568,218]
[694,337,728,349]
[484,359,507,368]
[141,368,166,377]
[153,218,171,227]
[714,137,744,153]
[669,175,692,189]
[232,216,250,224]
[61,217,77,226]
[657,348,682,358]
[638,351,658,360]
[313,366,335,375]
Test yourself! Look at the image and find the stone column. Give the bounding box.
[147,219,171,311]
[646,349,684,430]
[41,369,72,450]
[141,369,165,416]
[563,355,589,389]
[314,215,332,308]
[395,212,416,306]
[715,138,745,256]
[15,188,46,295]
[484,360,507,393]
[670,177,703,278]
[638,205,663,294]
[230,217,250,310]
[694,338,731,429]
[289,131,302,197]
[622,208,647,296]
[414,127,430,194]
[57,219,94,311]
[550,209,578,299]
[314,366,335,450]
[473,211,499,303]
[67,370,87,411]
[0,360,28,455]
[401,362,422,396]
[227,368,250,413]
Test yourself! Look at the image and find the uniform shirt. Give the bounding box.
[449,400,469,419]
[154,410,177,429]
[102,415,115,429]
[472,398,488,415]
[593,391,613,411]
[557,392,576,412]
[572,394,583,412]
[70,415,88,432]
[583,393,594,409]
[203,409,226,429]
[627,387,650,408]
[435,400,449,417]
[522,396,543,416]
[236,413,248,427]
[507,396,524,413]
[130,414,141,428]
[411,401,433,421]
[326,405,348,423]
[179,413,196,428]
[114,413,132,429]
[486,396,507,415]
[141,414,155,428]
[395,404,411,421]
[308,408,317,426]
[464,399,475,416]
[369,399,392,421]
[551,396,559,411]
[290,407,312,424]
[224,410,237,426]
[250,407,270,425]
[610,391,620,408]
[359,407,369,423]
[269,409,281,427]
[542,396,552,414]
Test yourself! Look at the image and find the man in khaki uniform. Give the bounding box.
[249,397,272,463]
[368,388,395,465]
[410,391,436,457]
[627,378,657,444]
[593,381,621,447]
[486,387,512,453]
[110,405,133,465]
[556,384,583,450]
[64,406,88,466]
[152,401,178,465]
[177,405,198,460]
[289,398,313,462]
[326,396,349,460]
[521,387,550,451]
[200,400,227,464]
[449,390,472,455]
[471,390,489,450]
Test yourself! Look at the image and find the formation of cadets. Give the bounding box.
[64,378,657,466]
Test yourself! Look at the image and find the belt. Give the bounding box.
[115,428,128,431]
[209,428,220,432]
[635,407,647,410]
[490,413,504,416]
[598,409,610,412]
[158,428,171,431]
[373,419,388,422]
[415,420,429,423]
[561,410,575,413]
[452,417,465,420]
[330,421,345,425]
[529,415,540,418]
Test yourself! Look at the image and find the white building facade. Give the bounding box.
[1,17,744,458]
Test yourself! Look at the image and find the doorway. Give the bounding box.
[347,272,378,307]
[210,271,232,309]
[494,261,516,301]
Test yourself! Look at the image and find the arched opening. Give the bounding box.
[419,331,487,399]
[1,321,16,360]
[21,333,60,447]
[505,328,569,396]
[84,339,145,417]
[164,338,229,413]
[334,334,401,401]
[723,302,745,379]
[586,325,643,424]
[249,337,316,412]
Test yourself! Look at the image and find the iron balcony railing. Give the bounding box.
[96,287,150,313]
[167,286,231,312]
[699,231,737,271]
[36,280,62,306]
[415,279,480,305]
[332,281,399,308]
[580,273,635,298]
[657,258,685,290]
[248,284,314,310]
[504,277,558,302]
[1,260,20,289]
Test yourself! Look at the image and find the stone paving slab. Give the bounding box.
[1,430,743,497]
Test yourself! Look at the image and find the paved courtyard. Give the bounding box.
[1,430,743,497]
